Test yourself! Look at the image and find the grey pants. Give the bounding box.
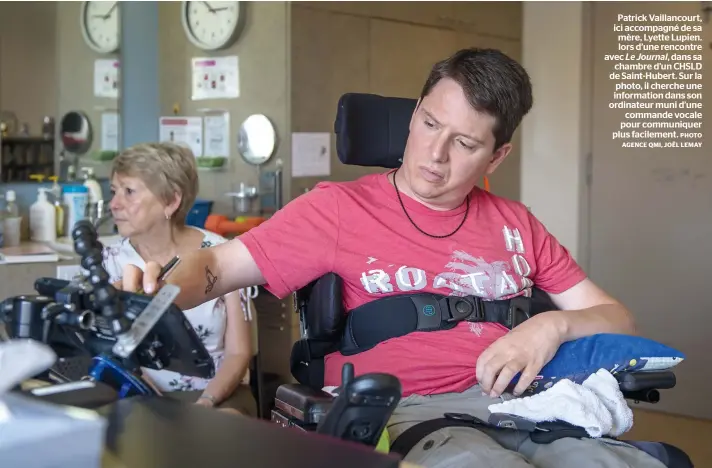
[387,385,666,468]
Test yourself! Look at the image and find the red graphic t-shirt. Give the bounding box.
[240,171,586,397]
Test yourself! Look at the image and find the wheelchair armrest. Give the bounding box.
[617,371,676,404]
[273,383,335,427]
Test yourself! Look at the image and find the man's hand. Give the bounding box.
[119,263,163,294]
[476,279,636,398]
[476,312,565,397]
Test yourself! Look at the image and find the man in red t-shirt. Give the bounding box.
[123,50,663,467]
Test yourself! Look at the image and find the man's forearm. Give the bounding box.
[164,239,265,311]
[552,303,637,343]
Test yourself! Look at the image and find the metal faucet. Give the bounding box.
[87,200,113,231]
[225,183,258,215]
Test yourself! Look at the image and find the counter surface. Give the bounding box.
[0,242,79,299]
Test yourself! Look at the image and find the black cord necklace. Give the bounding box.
[392,168,470,239]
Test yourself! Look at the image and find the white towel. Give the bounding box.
[488,369,634,438]
[322,386,339,396]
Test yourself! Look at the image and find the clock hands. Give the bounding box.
[201,2,228,13]
[104,2,118,19]
[90,2,118,20]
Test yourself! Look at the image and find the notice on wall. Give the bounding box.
[292,132,331,178]
[94,59,120,99]
[203,113,230,157]
[101,112,120,152]
[607,14,704,150]
[159,116,203,157]
[191,56,240,100]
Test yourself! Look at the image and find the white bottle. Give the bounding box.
[82,167,103,204]
[30,188,57,243]
[5,190,19,216]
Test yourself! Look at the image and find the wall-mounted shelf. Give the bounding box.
[0,136,55,183]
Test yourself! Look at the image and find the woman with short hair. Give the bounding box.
[103,142,255,415]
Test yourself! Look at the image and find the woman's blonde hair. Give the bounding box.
[111,142,199,225]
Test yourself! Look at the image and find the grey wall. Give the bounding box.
[0,2,57,132]
[588,2,711,421]
[522,1,711,420]
[55,2,121,179]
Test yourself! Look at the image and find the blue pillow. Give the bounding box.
[510,333,685,395]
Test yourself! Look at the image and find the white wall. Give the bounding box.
[521,2,591,269]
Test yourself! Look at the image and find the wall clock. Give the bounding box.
[181,1,246,51]
[80,1,120,54]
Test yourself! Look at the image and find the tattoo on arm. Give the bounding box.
[205,266,218,295]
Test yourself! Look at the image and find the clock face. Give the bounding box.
[183,1,243,50]
[81,1,120,54]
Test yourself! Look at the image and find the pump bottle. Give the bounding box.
[30,188,57,243]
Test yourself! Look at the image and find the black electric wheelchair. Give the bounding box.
[269,93,694,467]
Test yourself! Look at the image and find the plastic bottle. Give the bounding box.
[5,190,18,217]
[3,190,21,247]
[63,185,89,232]
[30,188,57,243]
[48,176,66,237]
[81,167,103,204]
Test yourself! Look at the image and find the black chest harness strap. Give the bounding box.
[339,287,553,356]
[289,273,557,388]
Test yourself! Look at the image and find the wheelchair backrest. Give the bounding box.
[294,273,345,341]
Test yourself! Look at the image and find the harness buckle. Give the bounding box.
[444,297,485,323]
[508,295,532,328]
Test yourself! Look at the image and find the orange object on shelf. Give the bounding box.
[204,214,266,237]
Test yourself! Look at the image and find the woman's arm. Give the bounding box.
[197,290,253,407]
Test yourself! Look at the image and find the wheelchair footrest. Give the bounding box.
[274,383,335,425]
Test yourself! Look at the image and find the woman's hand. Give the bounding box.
[195,395,216,408]
[194,397,243,417]
[476,312,566,397]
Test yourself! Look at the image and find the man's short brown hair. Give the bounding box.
[420,48,533,150]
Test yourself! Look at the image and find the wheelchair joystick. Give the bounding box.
[315,363,402,448]
[341,362,355,386]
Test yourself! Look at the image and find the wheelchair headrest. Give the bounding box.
[334,93,417,169]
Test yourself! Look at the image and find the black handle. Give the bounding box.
[72,220,131,335]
